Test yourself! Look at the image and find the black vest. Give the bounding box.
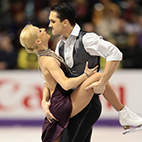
[59,30,100,77]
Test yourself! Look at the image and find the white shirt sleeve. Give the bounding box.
[82,33,123,61]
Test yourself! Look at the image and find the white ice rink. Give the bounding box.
[0,126,142,142]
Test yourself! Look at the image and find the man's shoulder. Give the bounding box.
[81,31,100,43]
[80,30,100,38]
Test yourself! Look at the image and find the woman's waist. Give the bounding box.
[51,83,72,97]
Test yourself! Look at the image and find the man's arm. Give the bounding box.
[83,32,122,93]
[99,60,120,85]
[86,61,120,93]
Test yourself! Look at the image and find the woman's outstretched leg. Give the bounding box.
[70,72,124,117]
[70,72,142,130]
[70,73,102,117]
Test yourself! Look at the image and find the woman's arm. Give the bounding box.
[42,57,97,90]
[41,83,50,108]
[42,83,58,122]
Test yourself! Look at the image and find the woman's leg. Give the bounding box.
[70,72,142,129]
[70,73,101,117]
[70,72,124,117]
[53,134,61,142]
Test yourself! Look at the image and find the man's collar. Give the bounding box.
[60,23,80,42]
[71,23,80,36]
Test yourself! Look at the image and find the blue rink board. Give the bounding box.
[0,119,120,127]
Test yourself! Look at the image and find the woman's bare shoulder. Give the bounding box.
[39,56,60,69]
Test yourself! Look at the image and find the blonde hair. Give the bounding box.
[19,24,38,53]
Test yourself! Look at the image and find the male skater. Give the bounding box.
[42,2,142,142]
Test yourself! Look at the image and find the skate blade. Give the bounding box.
[123,125,142,135]
[123,125,131,130]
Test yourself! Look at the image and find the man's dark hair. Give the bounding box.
[51,2,76,26]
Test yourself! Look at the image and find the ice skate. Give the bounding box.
[122,125,142,135]
[118,106,142,134]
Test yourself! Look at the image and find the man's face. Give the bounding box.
[49,11,64,36]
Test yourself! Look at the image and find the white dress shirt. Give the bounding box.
[55,23,123,68]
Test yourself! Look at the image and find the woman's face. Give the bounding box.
[33,25,51,43]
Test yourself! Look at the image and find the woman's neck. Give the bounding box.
[38,44,49,51]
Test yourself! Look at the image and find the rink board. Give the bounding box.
[0,70,142,126]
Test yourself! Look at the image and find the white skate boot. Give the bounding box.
[118,106,142,134]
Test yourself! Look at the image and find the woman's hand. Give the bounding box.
[84,61,98,77]
[41,100,58,123]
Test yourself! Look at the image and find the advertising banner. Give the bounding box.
[0,70,142,126]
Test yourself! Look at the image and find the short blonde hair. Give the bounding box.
[19,24,38,53]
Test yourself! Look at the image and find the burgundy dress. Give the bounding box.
[41,61,73,142]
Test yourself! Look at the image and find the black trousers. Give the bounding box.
[60,95,102,142]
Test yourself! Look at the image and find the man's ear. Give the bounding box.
[63,19,69,27]
[35,39,42,45]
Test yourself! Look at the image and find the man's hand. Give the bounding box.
[85,81,105,94]
[42,100,58,123]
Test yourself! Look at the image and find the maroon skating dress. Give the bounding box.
[41,61,73,142]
